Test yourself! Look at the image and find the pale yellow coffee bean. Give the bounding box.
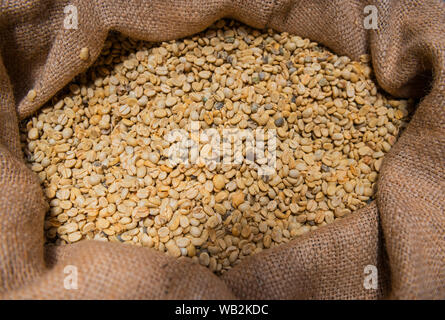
[68,232,82,242]
[27,89,37,102]
[79,47,89,61]
[199,252,210,266]
[231,191,244,208]
[158,227,170,238]
[213,174,225,190]
[165,240,181,257]
[28,128,39,140]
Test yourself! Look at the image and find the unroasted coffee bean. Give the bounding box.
[21,19,410,274]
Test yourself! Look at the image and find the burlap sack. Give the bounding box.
[0,0,443,300]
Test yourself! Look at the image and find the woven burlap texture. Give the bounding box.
[0,0,444,300]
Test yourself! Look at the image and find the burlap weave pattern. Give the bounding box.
[0,0,443,299]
